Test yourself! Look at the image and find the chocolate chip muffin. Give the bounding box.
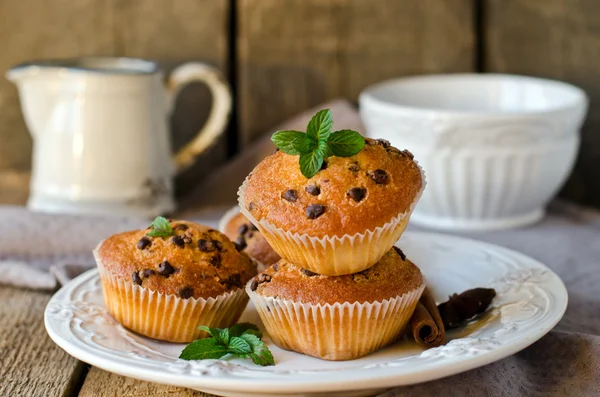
[239,138,425,275]
[94,219,257,342]
[246,246,425,360]
[220,208,280,271]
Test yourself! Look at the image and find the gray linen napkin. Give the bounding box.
[2,99,599,395]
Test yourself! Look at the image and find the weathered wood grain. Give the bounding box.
[0,286,85,396]
[237,0,475,145]
[0,0,230,204]
[485,0,600,207]
[79,367,216,397]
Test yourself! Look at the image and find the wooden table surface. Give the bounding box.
[0,285,216,397]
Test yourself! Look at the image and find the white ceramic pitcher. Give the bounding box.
[7,57,231,217]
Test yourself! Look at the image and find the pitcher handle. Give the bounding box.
[168,62,232,172]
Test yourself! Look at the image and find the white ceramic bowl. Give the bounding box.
[359,74,588,231]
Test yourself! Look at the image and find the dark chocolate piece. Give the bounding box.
[282,189,299,202]
[238,224,249,235]
[347,187,366,202]
[157,261,175,277]
[301,268,317,277]
[172,235,185,248]
[132,271,143,285]
[179,287,194,299]
[306,204,326,219]
[305,185,320,196]
[197,239,216,252]
[368,169,389,185]
[137,237,151,250]
[437,288,497,329]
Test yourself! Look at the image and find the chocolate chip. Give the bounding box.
[157,261,175,277]
[213,240,223,251]
[272,264,279,272]
[249,223,258,231]
[132,271,143,285]
[248,202,256,211]
[376,139,391,148]
[179,287,194,299]
[368,169,389,185]
[257,273,272,284]
[282,189,298,202]
[250,279,259,291]
[393,246,407,261]
[220,274,242,289]
[235,235,247,250]
[197,239,215,252]
[238,224,249,235]
[301,268,317,277]
[173,224,188,231]
[305,185,320,196]
[348,162,360,172]
[347,187,366,202]
[141,269,155,278]
[306,204,326,219]
[320,161,328,170]
[209,254,222,268]
[172,235,185,248]
[402,149,414,159]
[137,237,151,250]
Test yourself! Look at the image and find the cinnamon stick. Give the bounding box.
[409,287,446,348]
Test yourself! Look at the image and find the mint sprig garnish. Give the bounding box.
[146,216,174,238]
[179,323,275,366]
[271,109,365,178]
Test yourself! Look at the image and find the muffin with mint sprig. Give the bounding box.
[95,217,257,342]
[239,109,424,276]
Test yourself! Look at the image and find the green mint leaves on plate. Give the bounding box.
[271,109,365,178]
[179,323,275,366]
[146,216,174,238]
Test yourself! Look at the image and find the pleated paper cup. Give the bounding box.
[96,254,248,343]
[237,169,425,276]
[247,281,425,361]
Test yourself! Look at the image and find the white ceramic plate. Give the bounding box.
[45,232,567,397]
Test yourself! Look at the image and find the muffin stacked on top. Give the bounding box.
[239,110,426,360]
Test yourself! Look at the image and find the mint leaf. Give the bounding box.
[216,328,230,345]
[239,333,275,366]
[242,328,263,339]
[299,150,324,179]
[306,109,333,142]
[328,130,365,157]
[229,323,260,338]
[179,338,229,360]
[228,336,252,354]
[198,325,220,338]
[146,216,174,238]
[182,323,275,366]
[271,130,315,155]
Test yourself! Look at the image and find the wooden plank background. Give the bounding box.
[485,0,600,208]
[236,0,475,145]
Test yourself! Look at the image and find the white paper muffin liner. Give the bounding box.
[237,162,425,276]
[95,248,248,343]
[247,281,425,361]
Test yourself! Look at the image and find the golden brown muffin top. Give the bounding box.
[96,220,257,300]
[249,246,423,305]
[222,212,281,267]
[243,138,423,237]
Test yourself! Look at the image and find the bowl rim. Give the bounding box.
[359,73,588,117]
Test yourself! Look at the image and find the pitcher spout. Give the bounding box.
[6,62,61,138]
